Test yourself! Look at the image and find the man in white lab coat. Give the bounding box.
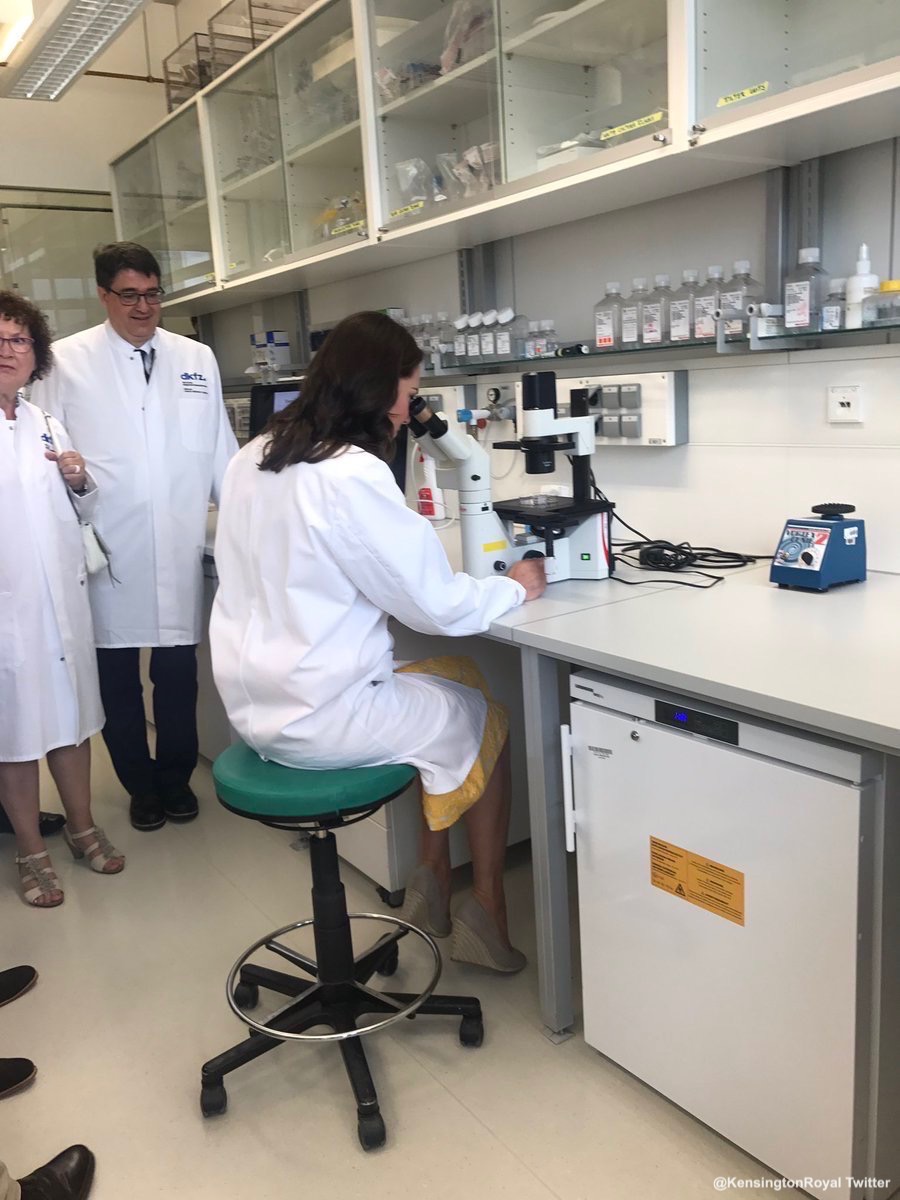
[32,243,238,833]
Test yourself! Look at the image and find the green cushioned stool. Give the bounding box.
[199,742,484,1152]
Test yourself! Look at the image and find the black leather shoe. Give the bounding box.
[18,1144,95,1200]
[0,1057,36,1100]
[0,810,65,837]
[0,965,38,1007]
[163,786,199,823]
[130,793,166,832]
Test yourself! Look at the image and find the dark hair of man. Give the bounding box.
[93,242,162,290]
[0,289,53,382]
[259,311,423,474]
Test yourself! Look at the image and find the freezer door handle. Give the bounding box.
[560,724,576,853]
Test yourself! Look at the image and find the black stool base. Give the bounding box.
[200,832,483,1151]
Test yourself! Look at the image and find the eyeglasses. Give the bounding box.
[0,335,34,355]
[105,287,165,306]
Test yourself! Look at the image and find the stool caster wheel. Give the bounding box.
[459,1015,484,1048]
[357,1110,386,1151]
[376,945,399,977]
[376,885,405,909]
[200,1078,227,1117]
[234,981,259,1010]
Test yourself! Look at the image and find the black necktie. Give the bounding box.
[138,347,155,383]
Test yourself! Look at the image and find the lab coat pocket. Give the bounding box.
[178,396,213,453]
[0,594,25,669]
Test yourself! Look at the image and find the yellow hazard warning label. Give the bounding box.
[650,837,745,926]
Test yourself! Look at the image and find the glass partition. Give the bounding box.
[695,0,900,125]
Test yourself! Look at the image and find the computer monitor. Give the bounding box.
[248,381,303,439]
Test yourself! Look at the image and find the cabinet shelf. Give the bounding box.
[378,51,498,122]
[284,118,360,166]
[167,196,208,219]
[220,160,283,201]
[505,0,667,67]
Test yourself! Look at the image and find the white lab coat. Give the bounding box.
[32,322,237,647]
[210,440,525,794]
[0,398,104,761]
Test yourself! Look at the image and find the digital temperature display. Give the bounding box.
[655,701,739,746]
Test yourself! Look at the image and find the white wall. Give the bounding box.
[307,251,461,328]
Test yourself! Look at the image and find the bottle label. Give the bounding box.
[669,298,690,341]
[785,280,811,328]
[621,305,638,343]
[642,302,662,344]
[480,330,496,356]
[533,336,548,356]
[595,308,614,348]
[720,288,744,336]
[496,330,511,354]
[454,333,467,357]
[694,295,716,339]
[822,304,842,331]
[466,333,481,357]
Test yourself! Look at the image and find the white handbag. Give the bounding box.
[42,411,113,578]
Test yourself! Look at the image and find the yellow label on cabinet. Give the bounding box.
[482,540,508,553]
[717,81,769,108]
[600,111,664,141]
[650,836,745,925]
[330,220,366,237]
[390,200,426,218]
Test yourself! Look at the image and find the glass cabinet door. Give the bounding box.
[368,0,501,227]
[696,0,900,126]
[207,48,289,279]
[154,107,215,295]
[112,138,167,265]
[499,0,668,183]
[274,0,367,256]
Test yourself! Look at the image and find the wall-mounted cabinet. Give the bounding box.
[110,0,900,315]
[112,104,215,299]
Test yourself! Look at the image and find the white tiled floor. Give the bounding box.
[2,739,791,1198]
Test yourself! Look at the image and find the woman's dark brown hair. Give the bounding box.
[259,311,422,473]
[0,290,53,382]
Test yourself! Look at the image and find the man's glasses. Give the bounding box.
[0,335,35,355]
[105,287,165,307]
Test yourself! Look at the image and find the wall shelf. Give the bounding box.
[504,0,667,68]
[378,52,498,123]
[284,119,361,167]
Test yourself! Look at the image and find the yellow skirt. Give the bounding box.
[396,655,508,832]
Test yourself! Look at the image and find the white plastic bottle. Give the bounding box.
[693,265,724,341]
[784,247,827,332]
[720,260,763,338]
[495,307,526,360]
[621,278,649,347]
[642,273,673,345]
[821,281,846,332]
[466,311,484,363]
[479,308,498,359]
[452,315,469,364]
[845,243,880,329]
[669,269,700,342]
[593,282,623,351]
[433,311,455,368]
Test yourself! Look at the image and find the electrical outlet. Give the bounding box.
[827,384,863,424]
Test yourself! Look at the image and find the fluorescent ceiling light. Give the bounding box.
[0,0,145,100]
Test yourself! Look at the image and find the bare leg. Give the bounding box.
[47,741,123,873]
[461,739,513,944]
[418,787,451,903]
[0,760,63,906]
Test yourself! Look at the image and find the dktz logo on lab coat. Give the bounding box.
[181,371,209,396]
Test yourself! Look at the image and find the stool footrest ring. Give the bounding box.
[226,913,441,1042]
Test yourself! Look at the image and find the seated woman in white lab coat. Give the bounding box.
[0,292,125,907]
[211,311,545,972]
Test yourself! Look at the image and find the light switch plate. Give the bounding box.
[827,384,863,423]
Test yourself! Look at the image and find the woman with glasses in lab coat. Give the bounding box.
[211,311,546,972]
[0,292,125,907]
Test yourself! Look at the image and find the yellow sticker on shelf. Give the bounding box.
[330,220,366,237]
[390,200,426,218]
[482,540,508,553]
[717,81,769,108]
[600,111,664,141]
[650,836,745,925]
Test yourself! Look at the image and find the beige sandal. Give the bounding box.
[63,825,125,874]
[450,895,527,974]
[15,851,64,908]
